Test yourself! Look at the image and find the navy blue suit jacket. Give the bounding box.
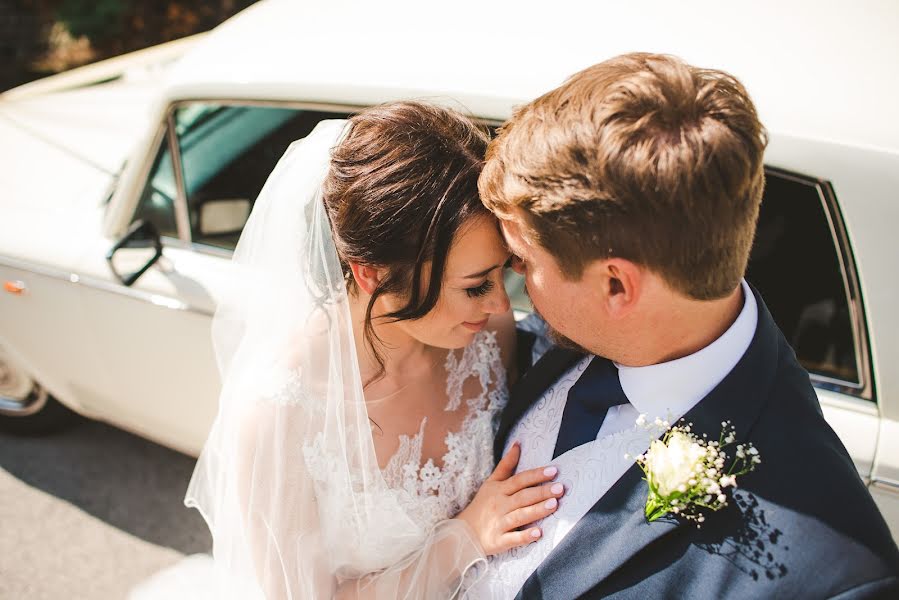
[495,289,899,599]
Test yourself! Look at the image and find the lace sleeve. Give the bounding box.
[225,370,485,599]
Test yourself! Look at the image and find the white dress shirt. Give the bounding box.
[465,280,758,599]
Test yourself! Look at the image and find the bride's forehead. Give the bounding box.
[444,217,507,272]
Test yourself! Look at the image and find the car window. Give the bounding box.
[747,170,864,393]
[504,169,866,397]
[133,128,179,239]
[134,103,354,249]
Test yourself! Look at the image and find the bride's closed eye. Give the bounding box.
[466,279,495,298]
[465,257,513,298]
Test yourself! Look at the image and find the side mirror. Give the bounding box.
[197,198,251,238]
[106,220,163,287]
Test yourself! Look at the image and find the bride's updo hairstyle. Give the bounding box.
[322,101,490,374]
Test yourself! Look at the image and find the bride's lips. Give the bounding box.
[462,318,489,332]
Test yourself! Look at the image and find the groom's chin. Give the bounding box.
[548,327,591,354]
[533,307,591,354]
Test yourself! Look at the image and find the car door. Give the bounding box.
[76,101,354,455]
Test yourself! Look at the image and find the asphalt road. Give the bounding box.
[0,414,212,599]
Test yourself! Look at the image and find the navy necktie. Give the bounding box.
[553,356,630,459]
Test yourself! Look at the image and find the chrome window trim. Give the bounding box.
[114,120,168,236]
[165,109,192,242]
[763,167,873,401]
[186,241,236,259]
[872,478,899,496]
[0,255,214,317]
[157,236,235,260]
[168,98,367,114]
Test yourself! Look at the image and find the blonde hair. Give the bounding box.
[480,52,768,300]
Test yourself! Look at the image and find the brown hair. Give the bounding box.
[322,101,490,376]
[480,52,768,300]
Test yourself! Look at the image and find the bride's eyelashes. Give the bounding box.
[465,279,495,298]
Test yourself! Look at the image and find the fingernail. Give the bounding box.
[551,483,564,495]
[512,440,521,448]
[531,529,542,539]
[544,498,557,509]
[543,466,557,478]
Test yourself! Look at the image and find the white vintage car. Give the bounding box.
[1,0,897,537]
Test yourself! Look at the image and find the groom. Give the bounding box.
[471,53,899,598]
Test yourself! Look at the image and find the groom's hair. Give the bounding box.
[480,52,768,300]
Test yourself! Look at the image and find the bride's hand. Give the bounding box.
[457,441,564,555]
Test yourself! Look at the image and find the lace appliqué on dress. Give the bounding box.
[262,368,310,407]
[381,330,508,529]
[289,330,508,574]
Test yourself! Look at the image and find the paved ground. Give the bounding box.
[0,414,211,599]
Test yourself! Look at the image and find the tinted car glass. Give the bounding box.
[747,171,860,387]
[133,128,179,239]
[173,104,354,249]
[134,104,355,249]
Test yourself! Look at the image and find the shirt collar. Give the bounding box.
[614,279,758,421]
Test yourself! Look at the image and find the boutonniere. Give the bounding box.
[628,416,761,526]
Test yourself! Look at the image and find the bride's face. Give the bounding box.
[383,214,512,349]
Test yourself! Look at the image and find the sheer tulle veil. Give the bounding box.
[183,120,485,598]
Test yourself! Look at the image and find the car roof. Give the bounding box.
[166,0,899,154]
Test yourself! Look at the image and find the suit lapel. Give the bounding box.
[495,346,584,463]
[518,287,782,600]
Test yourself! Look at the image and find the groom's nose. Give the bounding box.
[510,255,526,275]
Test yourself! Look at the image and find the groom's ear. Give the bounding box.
[597,259,642,318]
[349,262,384,295]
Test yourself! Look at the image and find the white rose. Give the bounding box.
[645,430,708,497]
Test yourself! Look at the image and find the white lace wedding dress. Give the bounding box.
[130,329,508,599]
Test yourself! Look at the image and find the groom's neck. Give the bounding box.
[616,284,745,367]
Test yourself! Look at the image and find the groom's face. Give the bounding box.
[500,214,601,353]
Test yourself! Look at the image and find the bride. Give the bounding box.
[177,102,564,599]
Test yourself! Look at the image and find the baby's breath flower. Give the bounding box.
[634,416,761,525]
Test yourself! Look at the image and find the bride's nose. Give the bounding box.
[484,281,511,314]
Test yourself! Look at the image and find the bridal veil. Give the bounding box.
[184,120,485,598]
